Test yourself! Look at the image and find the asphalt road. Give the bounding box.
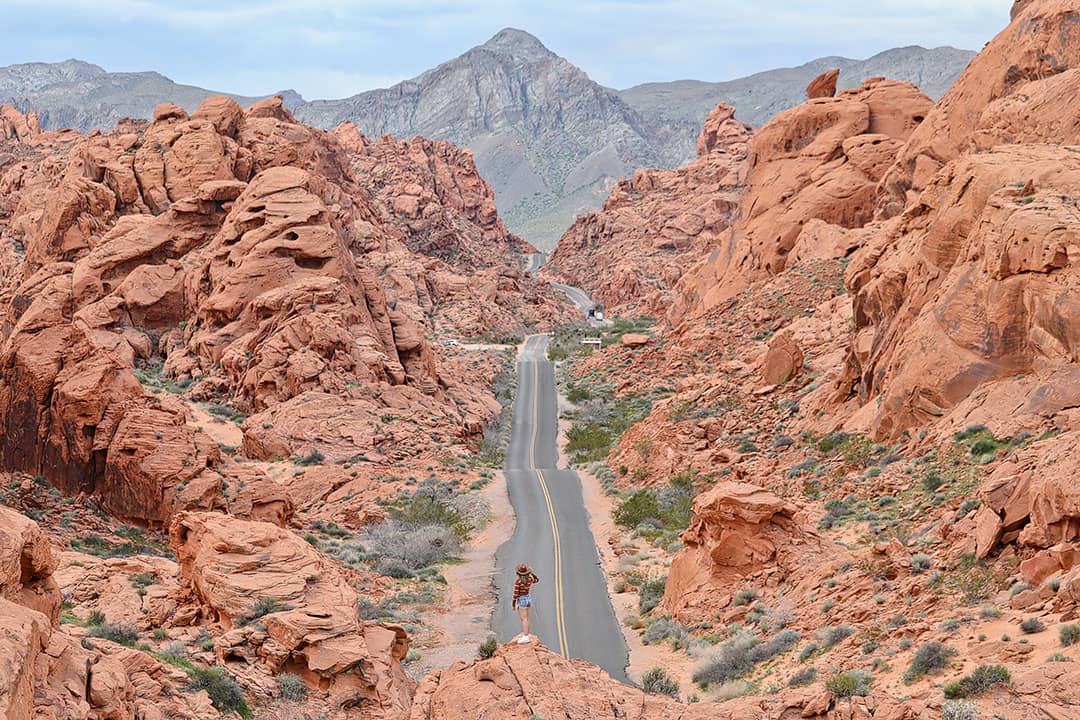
[493,334,629,682]
[550,281,595,315]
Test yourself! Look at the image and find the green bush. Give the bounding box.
[903,641,955,682]
[692,632,760,687]
[238,597,291,626]
[816,625,855,649]
[943,664,1010,698]
[941,699,979,720]
[641,667,679,698]
[1020,617,1045,634]
[277,673,306,701]
[788,666,817,686]
[826,669,871,697]
[186,667,249,717]
[89,622,138,647]
[639,576,667,614]
[1060,624,1080,647]
[614,490,661,529]
[732,588,759,607]
[478,635,498,659]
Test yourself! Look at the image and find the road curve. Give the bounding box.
[493,334,629,681]
[550,282,595,315]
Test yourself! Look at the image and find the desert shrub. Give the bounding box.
[643,617,687,647]
[749,629,800,664]
[292,449,325,466]
[799,642,820,661]
[638,576,667,614]
[816,625,855,649]
[277,673,306,701]
[89,622,138,647]
[943,664,1010,698]
[238,597,291,626]
[1020,617,1045,634]
[786,460,817,479]
[904,641,955,682]
[478,635,498,659]
[614,490,661,529]
[186,667,249,716]
[1010,581,1032,597]
[941,699,979,720]
[732,588,759,606]
[1060,624,1080,647]
[361,522,460,575]
[87,610,106,626]
[910,553,932,573]
[979,605,1001,619]
[1048,652,1073,662]
[787,666,817,687]
[826,669,871,697]
[691,631,760,687]
[388,482,474,540]
[939,618,961,632]
[815,431,849,453]
[641,667,680,698]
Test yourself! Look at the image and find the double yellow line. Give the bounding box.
[528,350,569,658]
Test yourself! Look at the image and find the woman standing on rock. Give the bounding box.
[512,563,539,643]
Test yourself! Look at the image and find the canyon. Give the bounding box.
[2,1,1080,719]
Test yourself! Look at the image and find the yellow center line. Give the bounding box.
[528,339,569,657]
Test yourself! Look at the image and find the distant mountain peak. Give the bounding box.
[479,28,555,60]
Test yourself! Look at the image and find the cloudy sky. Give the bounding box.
[4,0,1011,99]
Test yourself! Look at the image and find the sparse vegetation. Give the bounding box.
[787,667,817,686]
[185,667,250,717]
[943,664,1010,698]
[88,622,138,647]
[478,635,498,659]
[277,673,306,701]
[1060,624,1080,647]
[826,669,871,697]
[1020,617,1045,634]
[641,667,680,698]
[638,576,667,614]
[941,699,979,720]
[904,641,955,682]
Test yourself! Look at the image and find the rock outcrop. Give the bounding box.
[662,483,844,622]
[878,0,1080,216]
[545,103,751,314]
[806,68,840,99]
[672,78,933,316]
[170,511,413,710]
[0,96,562,526]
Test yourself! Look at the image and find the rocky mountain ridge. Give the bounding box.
[2,36,973,248]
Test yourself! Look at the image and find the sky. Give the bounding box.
[3,0,1013,99]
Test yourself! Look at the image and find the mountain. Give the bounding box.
[617,45,976,165]
[295,28,677,249]
[0,37,974,249]
[0,58,304,133]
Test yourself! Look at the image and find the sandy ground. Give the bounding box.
[554,384,697,694]
[413,470,514,676]
[411,344,521,676]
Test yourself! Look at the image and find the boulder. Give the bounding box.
[806,68,840,99]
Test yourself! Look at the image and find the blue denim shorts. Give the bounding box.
[517,595,531,608]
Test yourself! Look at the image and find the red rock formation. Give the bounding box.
[840,144,1080,438]
[673,79,933,317]
[878,0,1080,216]
[0,95,562,526]
[661,483,847,623]
[545,103,751,314]
[170,511,413,709]
[806,68,840,99]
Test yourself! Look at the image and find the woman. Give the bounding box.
[511,563,540,643]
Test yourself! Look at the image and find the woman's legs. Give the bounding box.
[517,605,530,636]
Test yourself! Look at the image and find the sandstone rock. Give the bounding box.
[760,332,804,385]
[673,79,931,316]
[170,512,413,707]
[879,0,1080,215]
[662,482,846,622]
[806,69,840,99]
[621,333,652,348]
[0,506,60,622]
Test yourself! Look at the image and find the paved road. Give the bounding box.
[550,281,595,315]
[493,334,629,681]
[525,252,546,276]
